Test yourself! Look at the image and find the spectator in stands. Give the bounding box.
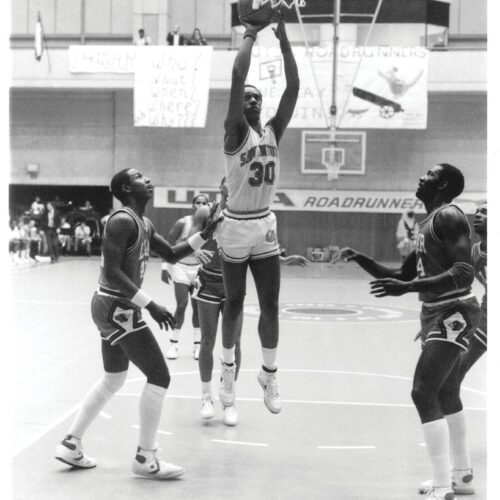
[26,219,43,259]
[41,201,61,263]
[16,218,32,263]
[74,221,93,256]
[188,28,207,46]
[80,200,94,212]
[136,28,151,46]
[395,210,419,260]
[100,207,114,231]
[167,25,184,46]
[29,196,45,221]
[9,219,22,264]
[58,217,73,254]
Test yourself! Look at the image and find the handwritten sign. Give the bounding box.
[133,46,213,128]
[69,46,137,73]
[247,45,428,129]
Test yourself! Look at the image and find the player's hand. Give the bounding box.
[242,18,274,36]
[200,202,223,239]
[272,9,288,42]
[195,249,214,265]
[145,301,177,330]
[161,269,172,284]
[369,278,409,297]
[339,247,359,262]
[289,255,310,267]
[414,331,423,342]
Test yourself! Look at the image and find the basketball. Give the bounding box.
[238,0,276,25]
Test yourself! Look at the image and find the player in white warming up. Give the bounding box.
[215,10,299,415]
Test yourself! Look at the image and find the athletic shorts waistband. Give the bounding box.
[223,208,271,220]
[423,290,474,307]
[97,286,126,298]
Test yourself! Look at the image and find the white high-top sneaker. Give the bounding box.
[132,447,184,479]
[223,405,238,427]
[257,369,282,414]
[200,394,215,420]
[218,360,236,407]
[55,435,97,469]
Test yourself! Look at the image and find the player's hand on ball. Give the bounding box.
[272,9,287,41]
[201,202,223,239]
[369,278,408,297]
[339,247,358,262]
[195,249,214,265]
[146,302,177,330]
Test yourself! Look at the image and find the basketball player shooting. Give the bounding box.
[215,6,299,415]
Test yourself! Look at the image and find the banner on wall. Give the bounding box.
[154,187,485,214]
[246,45,428,129]
[133,46,213,127]
[69,46,137,73]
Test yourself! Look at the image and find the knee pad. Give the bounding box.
[102,371,128,394]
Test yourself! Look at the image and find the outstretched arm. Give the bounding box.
[224,21,271,153]
[267,12,300,143]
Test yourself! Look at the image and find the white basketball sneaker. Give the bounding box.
[132,447,184,479]
[193,343,200,360]
[452,468,474,494]
[418,469,474,495]
[424,486,455,500]
[257,369,282,414]
[200,394,215,420]
[223,405,238,427]
[218,360,236,407]
[55,435,97,469]
[166,343,178,360]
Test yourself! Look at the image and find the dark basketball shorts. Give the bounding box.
[91,291,148,345]
[418,295,480,351]
[192,267,225,305]
[474,296,487,347]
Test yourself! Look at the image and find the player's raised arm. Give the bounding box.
[267,11,300,144]
[224,20,270,153]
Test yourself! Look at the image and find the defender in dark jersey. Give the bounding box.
[55,168,219,479]
[340,164,480,500]
[458,202,487,382]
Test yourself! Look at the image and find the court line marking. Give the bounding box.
[15,368,485,457]
[212,439,268,447]
[126,369,487,397]
[115,393,486,411]
[317,445,376,450]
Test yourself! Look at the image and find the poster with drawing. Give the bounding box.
[247,45,428,129]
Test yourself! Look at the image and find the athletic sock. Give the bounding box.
[201,381,212,396]
[422,418,451,487]
[170,329,180,344]
[68,371,127,438]
[222,347,235,365]
[138,383,167,450]
[262,347,277,371]
[193,327,201,344]
[445,410,472,470]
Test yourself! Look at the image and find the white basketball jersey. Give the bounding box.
[176,215,198,265]
[224,125,279,219]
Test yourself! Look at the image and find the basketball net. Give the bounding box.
[265,0,306,9]
[322,146,344,188]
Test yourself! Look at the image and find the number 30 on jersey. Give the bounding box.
[248,161,275,187]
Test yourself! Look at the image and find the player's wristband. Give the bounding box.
[187,232,207,251]
[161,262,168,271]
[131,289,152,308]
[244,32,256,41]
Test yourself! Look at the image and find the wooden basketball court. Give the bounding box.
[11,258,486,499]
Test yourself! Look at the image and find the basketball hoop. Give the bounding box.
[325,161,342,182]
[321,146,344,186]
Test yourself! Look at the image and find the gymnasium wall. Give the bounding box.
[10,88,486,260]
